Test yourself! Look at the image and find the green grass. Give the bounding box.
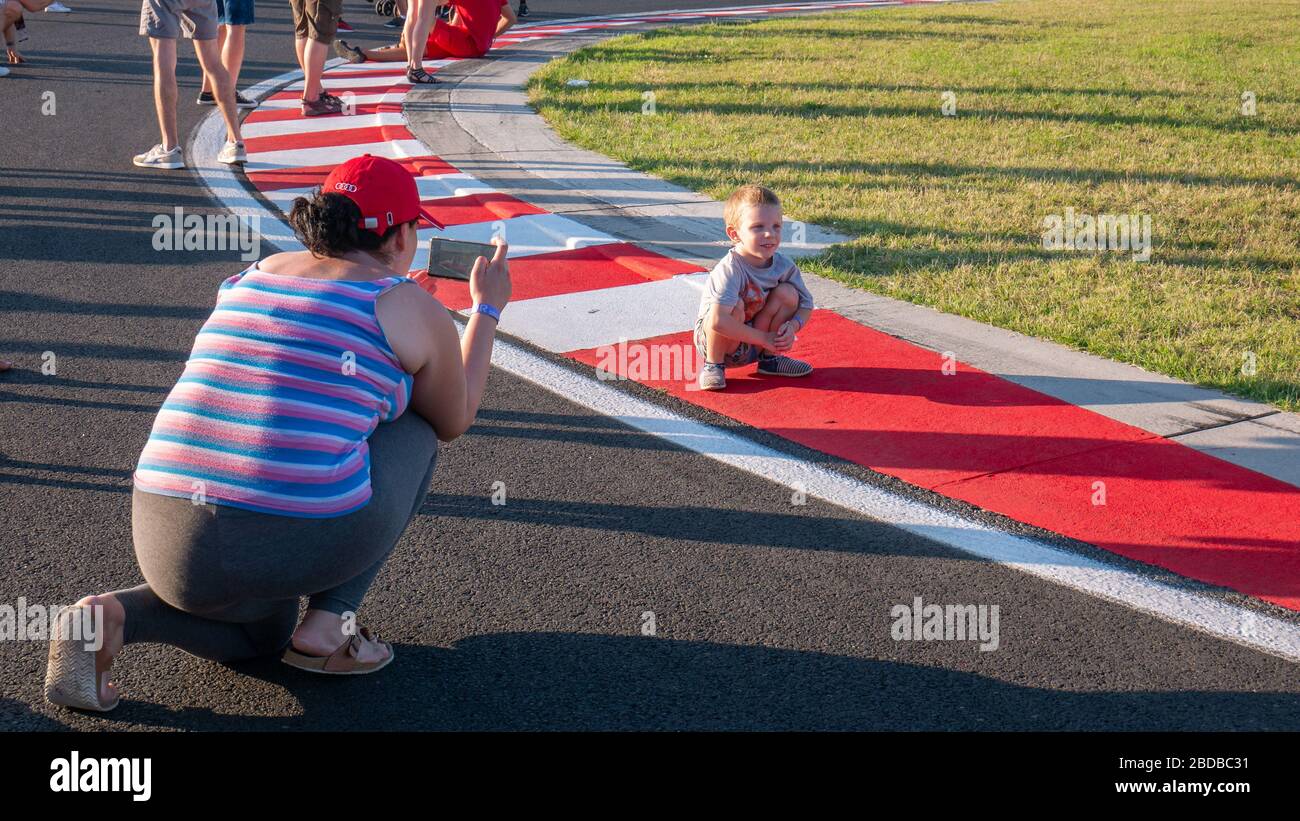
[527,0,1300,412]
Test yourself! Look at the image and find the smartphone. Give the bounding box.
[426,237,495,281]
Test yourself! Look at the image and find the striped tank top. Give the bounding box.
[133,265,416,518]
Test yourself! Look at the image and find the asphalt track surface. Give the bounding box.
[1,1,1298,731]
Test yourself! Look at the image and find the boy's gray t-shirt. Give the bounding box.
[696,249,816,324]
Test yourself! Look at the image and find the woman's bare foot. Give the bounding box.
[73,593,125,707]
[289,609,391,663]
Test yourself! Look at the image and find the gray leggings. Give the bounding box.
[114,410,438,662]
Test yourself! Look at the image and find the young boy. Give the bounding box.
[695,184,815,391]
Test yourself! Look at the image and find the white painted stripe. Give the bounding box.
[286,74,411,91]
[325,58,454,73]
[245,139,431,171]
[254,92,393,111]
[190,2,1300,664]
[260,173,496,212]
[418,213,619,259]
[496,273,705,351]
[241,111,410,139]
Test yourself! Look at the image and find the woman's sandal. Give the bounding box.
[406,66,438,85]
[333,39,367,64]
[281,626,394,675]
[44,605,120,712]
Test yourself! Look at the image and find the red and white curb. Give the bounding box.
[189,2,1300,662]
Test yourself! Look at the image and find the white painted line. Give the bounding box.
[245,139,431,170]
[419,212,620,258]
[241,111,410,139]
[260,172,497,211]
[189,2,1300,664]
[255,92,393,110]
[325,59,454,73]
[497,273,705,351]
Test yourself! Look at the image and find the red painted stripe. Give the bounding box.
[247,156,459,192]
[566,310,1300,610]
[410,242,707,311]
[243,124,414,154]
[420,192,548,227]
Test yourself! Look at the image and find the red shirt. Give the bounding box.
[451,0,508,54]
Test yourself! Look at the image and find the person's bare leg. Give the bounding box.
[302,37,329,101]
[193,37,241,143]
[400,0,433,72]
[294,33,306,73]
[200,25,242,94]
[705,302,746,364]
[199,25,224,94]
[750,283,799,355]
[751,283,798,333]
[360,41,409,62]
[223,23,246,86]
[150,37,180,149]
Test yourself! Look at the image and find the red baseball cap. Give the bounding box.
[320,154,444,234]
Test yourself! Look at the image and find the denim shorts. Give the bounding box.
[694,315,761,368]
[216,0,254,25]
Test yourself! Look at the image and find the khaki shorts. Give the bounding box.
[139,0,219,40]
[289,0,342,43]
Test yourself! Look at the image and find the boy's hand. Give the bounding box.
[772,321,798,351]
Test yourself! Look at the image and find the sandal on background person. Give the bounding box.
[407,65,437,84]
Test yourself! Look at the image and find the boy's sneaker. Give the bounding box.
[133,144,184,169]
[698,362,726,391]
[217,140,246,165]
[198,90,258,109]
[756,354,812,377]
[301,92,343,116]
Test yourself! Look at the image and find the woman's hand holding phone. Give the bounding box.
[469,238,511,311]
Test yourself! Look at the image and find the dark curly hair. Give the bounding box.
[287,191,412,258]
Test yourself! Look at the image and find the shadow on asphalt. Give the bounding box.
[7,633,1299,731]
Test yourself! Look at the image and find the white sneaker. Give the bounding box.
[0,67,9,78]
[45,2,72,11]
[217,140,246,165]
[133,144,184,169]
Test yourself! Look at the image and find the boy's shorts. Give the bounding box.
[289,0,341,43]
[694,314,762,369]
[216,0,254,26]
[140,0,219,40]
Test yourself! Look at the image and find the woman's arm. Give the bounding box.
[377,241,511,441]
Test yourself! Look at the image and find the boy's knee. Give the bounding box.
[771,282,799,305]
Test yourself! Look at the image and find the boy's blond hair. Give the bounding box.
[723,184,781,235]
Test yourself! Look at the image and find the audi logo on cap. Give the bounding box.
[334,183,359,192]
